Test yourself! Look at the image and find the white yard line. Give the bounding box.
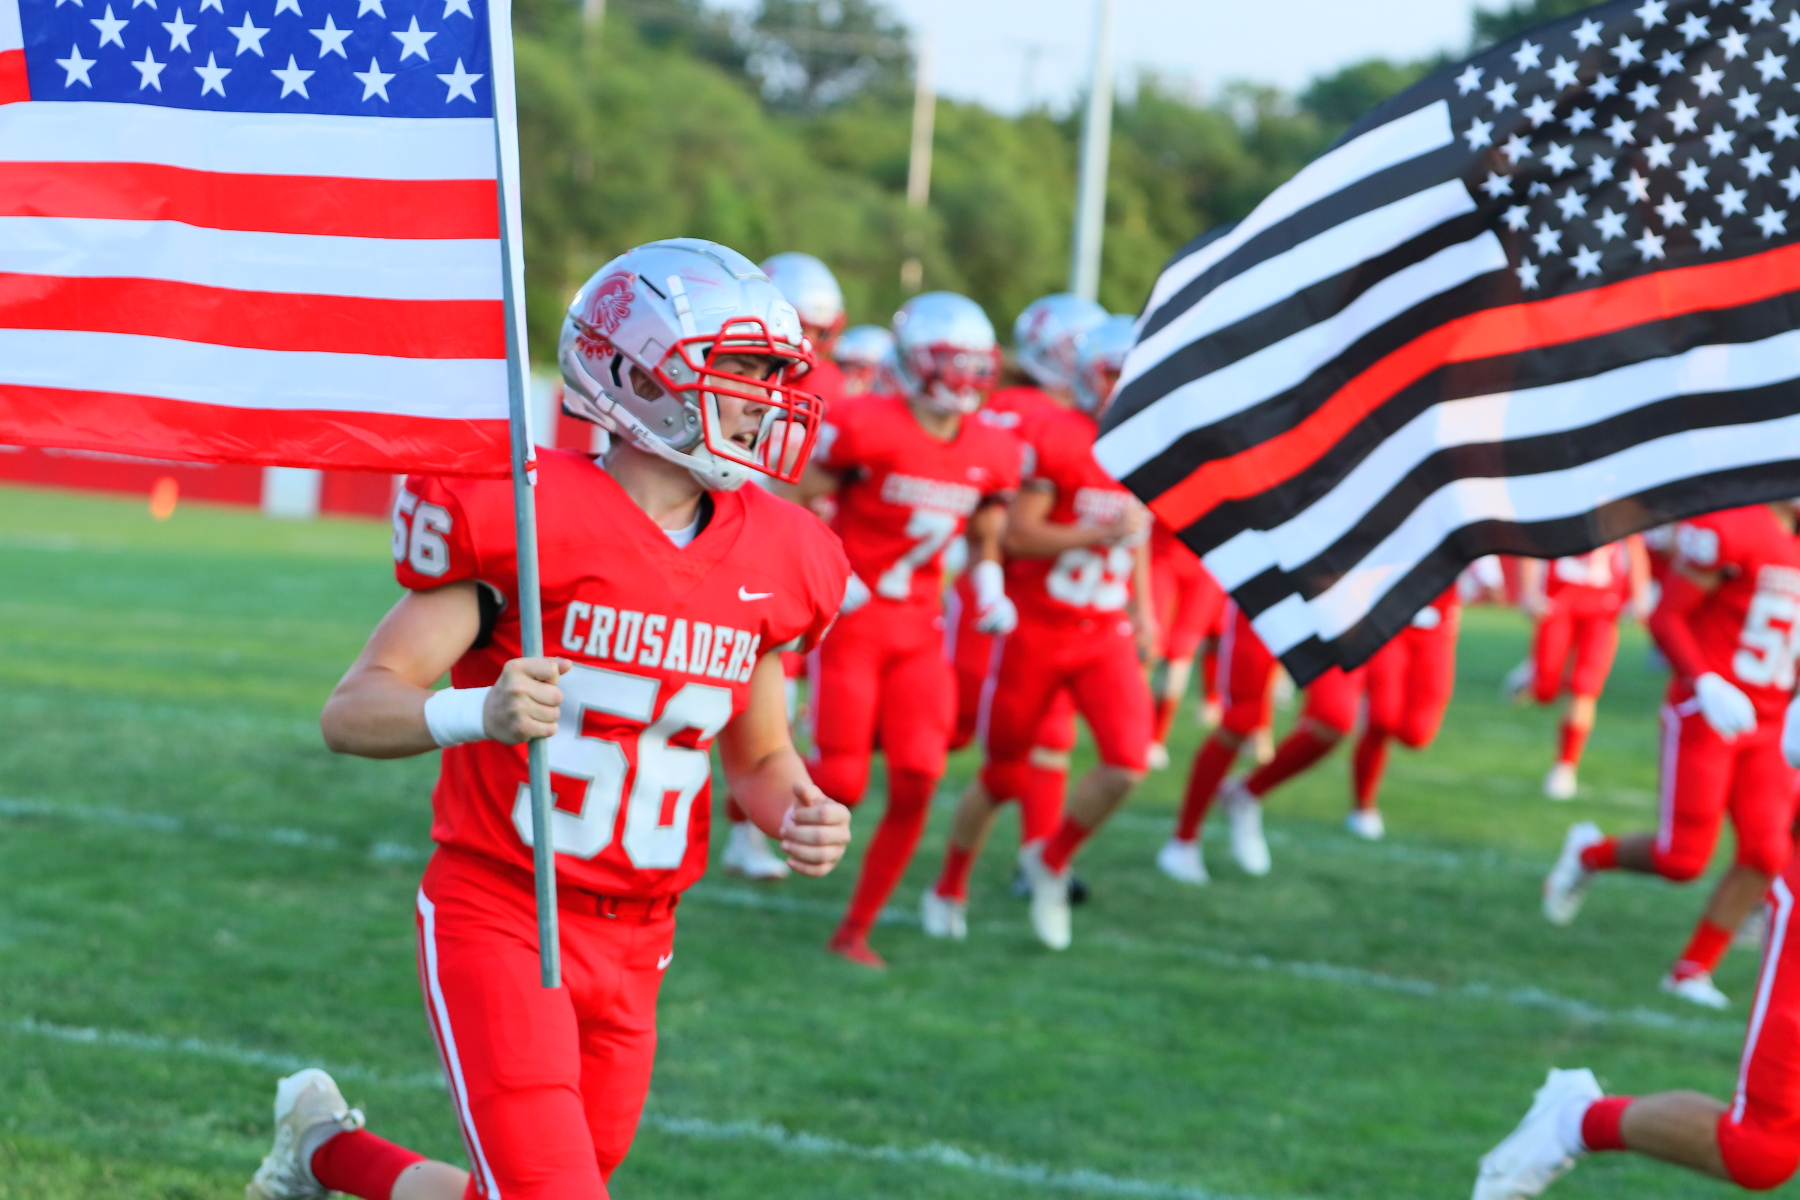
[1,1015,1272,1200]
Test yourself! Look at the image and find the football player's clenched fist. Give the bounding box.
[483,657,573,743]
[778,782,853,877]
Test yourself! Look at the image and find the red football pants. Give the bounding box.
[1216,603,1279,737]
[1364,616,1458,747]
[979,614,1152,799]
[1653,702,1800,882]
[1532,589,1622,702]
[807,600,955,805]
[1719,861,1800,1189]
[416,849,674,1200]
[1151,552,1225,662]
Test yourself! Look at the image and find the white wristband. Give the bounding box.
[424,686,491,747]
[972,559,1006,607]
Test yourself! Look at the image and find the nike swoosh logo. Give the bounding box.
[739,587,773,601]
[657,952,675,971]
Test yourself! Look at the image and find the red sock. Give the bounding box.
[935,843,975,902]
[1673,919,1734,979]
[1202,650,1219,705]
[1579,838,1619,871]
[1245,728,1336,799]
[1351,731,1389,809]
[1152,695,1180,746]
[1040,816,1092,874]
[1580,1096,1633,1152]
[1558,720,1590,768]
[726,795,747,824]
[1020,764,1066,843]
[310,1130,425,1200]
[839,770,936,937]
[1175,735,1237,840]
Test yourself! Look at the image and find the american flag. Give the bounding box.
[0,0,513,475]
[1096,0,1800,683]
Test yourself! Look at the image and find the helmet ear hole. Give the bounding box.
[629,365,663,401]
[609,354,626,388]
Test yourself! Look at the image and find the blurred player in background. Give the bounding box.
[1544,502,1800,1009]
[1507,541,1651,800]
[939,294,1108,893]
[927,315,1154,951]
[834,324,899,397]
[799,292,1022,968]
[1347,588,1462,838]
[1474,703,1800,1199]
[244,241,852,1200]
[1145,521,1227,770]
[717,251,851,882]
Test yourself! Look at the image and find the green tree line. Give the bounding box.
[511,0,1557,354]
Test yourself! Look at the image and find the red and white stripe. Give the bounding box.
[416,889,503,1198]
[1733,874,1794,1123]
[0,35,511,477]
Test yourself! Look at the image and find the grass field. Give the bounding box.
[0,483,1781,1199]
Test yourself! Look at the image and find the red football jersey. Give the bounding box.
[813,393,1021,606]
[1669,505,1800,716]
[1150,518,1203,578]
[977,385,1060,434]
[1007,407,1143,624]
[394,450,849,898]
[807,358,847,410]
[1545,542,1632,603]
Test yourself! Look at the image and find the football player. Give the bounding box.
[244,240,853,1200]
[798,292,1022,968]
[834,324,899,397]
[1473,703,1800,1199]
[1145,520,1227,770]
[716,251,852,882]
[926,315,1154,951]
[1344,588,1462,838]
[940,294,1107,872]
[1509,541,1651,800]
[1544,502,1800,1009]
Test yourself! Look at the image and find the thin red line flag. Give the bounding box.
[0,0,511,476]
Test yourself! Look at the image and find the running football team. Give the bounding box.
[235,239,1800,1200]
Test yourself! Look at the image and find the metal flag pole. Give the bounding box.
[1069,0,1116,300]
[900,26,935,294]
[487,0,560,988]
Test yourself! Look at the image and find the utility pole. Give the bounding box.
[901,28,935,295]
[1068,0,1116,301]
[581,0,603,48]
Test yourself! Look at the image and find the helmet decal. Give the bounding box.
[583,272,637,338]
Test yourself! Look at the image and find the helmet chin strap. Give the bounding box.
[920,382,980,415]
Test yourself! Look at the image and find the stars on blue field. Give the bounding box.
[1450,0,1800,296]
[21,0,492,117]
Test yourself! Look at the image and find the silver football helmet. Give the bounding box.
[1072,314,1135,416]
[1014,293,1108,394]
[559,239,822,491]
[892,292,1000,416]
[759,252,846,337]
[833,324,897,396]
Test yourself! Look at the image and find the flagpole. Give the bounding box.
[487,0,560,988]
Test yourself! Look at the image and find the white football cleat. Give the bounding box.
[1018,841,1072,951]
[1543,822,1603,927]
[722,821,790,880]
[1344,809,1386,841]
[1146,742,1171,771]
[1542,763,1578,801]
[1155,837,1209,885]
[1502,658,1535,704]
[1222,780,1271,876]
[1661,971,1730,1010]
[920,888,967,940]
[246,1069,366,1200]
[1471,1067,1601,1200]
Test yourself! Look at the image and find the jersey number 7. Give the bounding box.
[511,664,733,869]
